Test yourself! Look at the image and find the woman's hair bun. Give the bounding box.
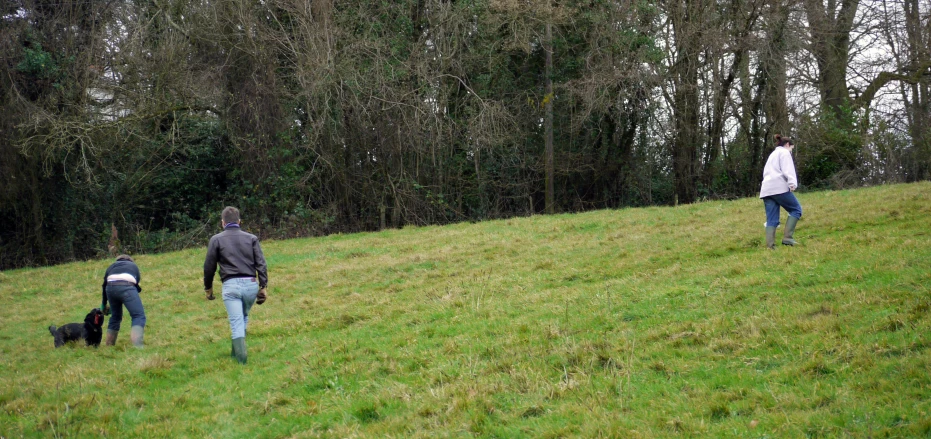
[774,134,793,146]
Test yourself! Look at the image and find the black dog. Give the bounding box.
[49,308,104,348]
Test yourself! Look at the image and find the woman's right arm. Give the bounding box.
[781,151,798,191]
[102,265,110,312]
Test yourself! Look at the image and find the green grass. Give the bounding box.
[2,182,931,438]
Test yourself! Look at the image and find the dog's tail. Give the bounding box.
[49,325,57,336]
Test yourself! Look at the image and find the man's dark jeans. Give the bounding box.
[106,284,146,331]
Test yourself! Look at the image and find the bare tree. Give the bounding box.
[667,0,712,204]
[804,0,860,118]
[544,20,555,214]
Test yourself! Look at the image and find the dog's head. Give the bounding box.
[85,308,104,328]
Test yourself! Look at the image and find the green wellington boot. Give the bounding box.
[232,338,247,364]
[130,325,144,348]
[782,216,799,246]
[765,226,777,250]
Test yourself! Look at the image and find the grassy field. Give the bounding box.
[1,182,930,438]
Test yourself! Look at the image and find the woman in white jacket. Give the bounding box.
[760,134,802,249]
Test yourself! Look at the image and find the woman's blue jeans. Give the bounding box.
[763,191,802,228]
[222,278,258,339]
[106,285,146,331]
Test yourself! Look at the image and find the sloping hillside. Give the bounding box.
[1,182,930,438]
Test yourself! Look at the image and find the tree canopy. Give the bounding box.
[2,0,929,269]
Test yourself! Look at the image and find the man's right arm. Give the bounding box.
[204,237,219,291]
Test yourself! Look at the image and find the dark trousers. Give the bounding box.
[762,191,802,228]
[106,284,146,331]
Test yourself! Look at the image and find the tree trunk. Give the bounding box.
[670,0,704,204]
[748,62,767,195]
[732,43,753,193]
[763,2,791,137]
[904,0,931,179]
[705,49,747,190]
[544,22,555,214]
[805,0,860,118]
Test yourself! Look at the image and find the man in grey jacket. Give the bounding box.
[204,206,268,364]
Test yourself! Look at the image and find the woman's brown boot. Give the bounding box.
[105,330,118,346]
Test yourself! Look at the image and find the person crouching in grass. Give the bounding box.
[102,254,146,347]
